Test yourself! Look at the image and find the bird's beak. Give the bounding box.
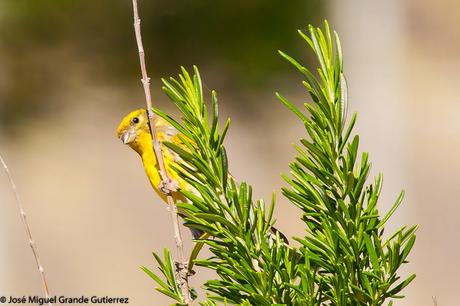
[120,131,130,144]
[119,127,136,144]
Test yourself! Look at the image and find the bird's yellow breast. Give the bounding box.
[136,128,187,203]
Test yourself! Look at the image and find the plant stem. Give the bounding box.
[0,154,51,306]
[130,1,191,303]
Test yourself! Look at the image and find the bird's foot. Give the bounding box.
[158,177,179,194]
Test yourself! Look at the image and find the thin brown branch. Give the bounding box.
[130,0,191,304]
[0,154,51,306]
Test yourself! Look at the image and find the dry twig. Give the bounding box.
[0,154,51,306]
[130,0,191,303]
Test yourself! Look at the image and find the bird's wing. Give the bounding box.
[155,117,188,162]
[154,117,195,194]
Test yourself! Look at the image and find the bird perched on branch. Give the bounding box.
[117,109,207,239]
[116,108,187,202]
[117,108,288,243]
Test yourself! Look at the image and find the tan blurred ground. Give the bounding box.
[1,1,460,305]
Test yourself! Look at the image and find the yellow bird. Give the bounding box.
[116,108,189,203]
[117,108,208,240]
[117,108,287,243]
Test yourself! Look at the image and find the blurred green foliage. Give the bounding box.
[0,0,322,127]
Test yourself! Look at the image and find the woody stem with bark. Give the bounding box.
[0,154,52,306]
[130,0,191,304]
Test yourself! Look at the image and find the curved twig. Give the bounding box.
[0,154,51,306]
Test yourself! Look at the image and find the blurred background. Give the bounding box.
[0,0,458,305]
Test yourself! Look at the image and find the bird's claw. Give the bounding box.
[158,178,179,194]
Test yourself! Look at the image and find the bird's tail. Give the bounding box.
[189,228,204,240]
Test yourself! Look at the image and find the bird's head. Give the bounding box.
[117,108,151,154]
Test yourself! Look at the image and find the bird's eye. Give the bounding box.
[132,117,140,124]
